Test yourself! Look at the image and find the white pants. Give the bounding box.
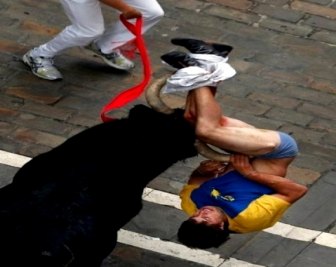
[163,54,237,93]
[33,0,164,57]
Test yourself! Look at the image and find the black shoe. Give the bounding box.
[171,38,233,57]
[160,51,199,69]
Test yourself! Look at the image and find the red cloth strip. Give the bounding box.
[100,15,152,122]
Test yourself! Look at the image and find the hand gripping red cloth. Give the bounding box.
[100,15,152,122]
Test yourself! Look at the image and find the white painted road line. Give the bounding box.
[118,229,264,267]
[118,229,225,266]
[143,187,336,248]
[0,150,30,167]
[1,149,336,250]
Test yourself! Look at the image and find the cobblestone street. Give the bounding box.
[0,0,336,266]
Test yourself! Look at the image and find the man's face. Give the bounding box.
[190,206,226,229]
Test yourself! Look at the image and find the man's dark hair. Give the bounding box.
[177,219,230,249]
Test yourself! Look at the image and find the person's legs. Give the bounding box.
[87,0,163,70]
[34,0,104,58]
[189,86,281,156]
[22,0,104,80]
[96,0,164,52]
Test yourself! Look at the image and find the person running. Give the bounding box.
[22,0,164,80]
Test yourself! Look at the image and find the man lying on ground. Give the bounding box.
[161,38,308,249]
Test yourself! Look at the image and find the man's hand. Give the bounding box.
[121,7,142,19]
[230,154,255,177]
[100,0,142,19]
[230,154,307,203]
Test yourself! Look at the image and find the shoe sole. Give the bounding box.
[22,54,62,81]
[160,60,179,71]
[171,38,233,57]
[84,47,135,71]
[99,55,135,71]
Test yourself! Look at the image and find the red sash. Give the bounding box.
[100,15,151,122]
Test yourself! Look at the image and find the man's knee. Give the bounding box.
[71,23,105,41]
[142,2,164,20]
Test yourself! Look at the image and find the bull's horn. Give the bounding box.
[194,139,230,162]
[145,74,174,114]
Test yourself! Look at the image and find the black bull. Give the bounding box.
[0,104,198,267]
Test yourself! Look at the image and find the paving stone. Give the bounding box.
[280,124,326,145]
[286,165,320,185]
[0,136,22,154]
[217,0,255,10]
[4,75,64,105]
[304,0,332,5]
[310,78,336,94]
[254,0,289,6]
[259,17,313,37]
[265,107,314,127]
[309,118,336,132]
[286,243,336,267]
[205,5,260,25]
[18,142,52,158]
[232,232,284,263]
[298,102,336,121]
[258,238,309,267]
[0,164,16,188]
[282,171,336,229]
[104,243,210,267]
[125,201,185,241]
[291,0,336,20]
[322,132,336,148]
[277,85,334,106]
[252,3,304,23]
[221,94,271,116]
[248,91,301,109]
[260,68,312,88]
[304,15,336,31]
[298,141,336,162]
[21,101,75,121]
[294,152,333,173]
[12,127,66,148]
[0,108,19,125]
[236,113,284,131]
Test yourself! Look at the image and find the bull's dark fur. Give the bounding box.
[0,105,197,267]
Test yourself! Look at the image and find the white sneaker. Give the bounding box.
[85,42,135,70]
[22,49,63,80]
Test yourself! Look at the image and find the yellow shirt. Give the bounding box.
[179,184,290,233]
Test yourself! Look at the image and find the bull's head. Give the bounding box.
[145,75,230,163]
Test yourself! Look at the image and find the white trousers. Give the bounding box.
[163,54,237,93]
[33,0,164,57]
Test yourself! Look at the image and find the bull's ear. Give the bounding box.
[194,140,230,163]
[145,74,174,114]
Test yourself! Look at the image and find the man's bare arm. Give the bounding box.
[231,154,308,203]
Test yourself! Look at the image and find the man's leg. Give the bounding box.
[36,0,104,58]
[188,86,281,156]
[97,0,164,52]
[22,0,104,80]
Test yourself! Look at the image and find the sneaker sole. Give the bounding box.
[160,60,179,71]
[22,54,63,81]
[83,47,135,71]
[99,56,135,70]
[97,54,135,71]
